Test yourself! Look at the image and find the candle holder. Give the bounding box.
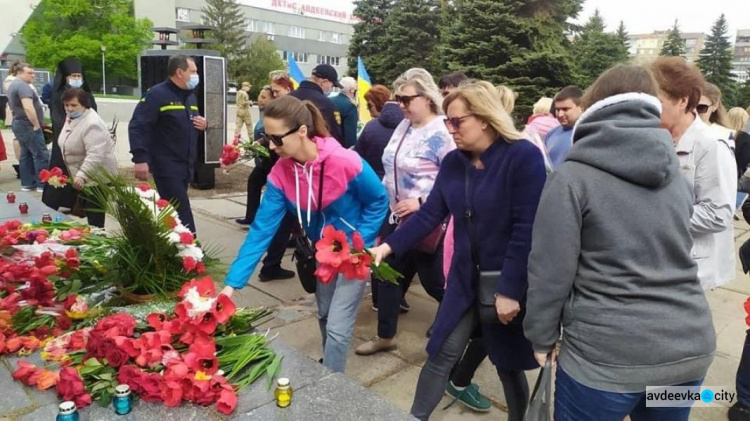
[19,202,28,214]
[6,192,16,204]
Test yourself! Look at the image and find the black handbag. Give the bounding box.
[464,165,501,324]
[292,162,325,294]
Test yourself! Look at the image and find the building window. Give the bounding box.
[263,22,275,35]
[289,26,305,39]
[283,51,309,63]
[332,33,342,44]
[318,31,327,42]
[176,7,190,22]
[245,19,256,32]
[316,55,340,66]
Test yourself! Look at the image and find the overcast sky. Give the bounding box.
[320,0,748,40]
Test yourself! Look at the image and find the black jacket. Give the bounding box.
[128,79,200,179]
[354,102,404,179]
[736,129,750,180]
[289,81,343,145]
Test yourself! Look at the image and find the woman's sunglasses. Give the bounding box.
[261,126,300,147]
[395,94,421,107]
[444,114,474,131]
[696,104,712,114]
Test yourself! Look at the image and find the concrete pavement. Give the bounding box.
[0,123,746,420]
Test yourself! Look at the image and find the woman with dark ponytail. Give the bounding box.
[221,95,389,374]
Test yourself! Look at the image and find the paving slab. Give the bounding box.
[0,363,34,416]
[239,373,416,420]
[192,198,248,221]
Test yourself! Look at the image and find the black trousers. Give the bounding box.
[260,213,295,272]
[0,96,7,122]
[154,176,196,234]
[77,185,105,228]
[245,164,271,221]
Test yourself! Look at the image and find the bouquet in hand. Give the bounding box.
[220,135,271,173]
[315,226,402,285]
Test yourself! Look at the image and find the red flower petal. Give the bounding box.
[216,389,238,415]
[136,183,151,192]
[314,263,338,284]
[156,199,170,208]
[180,232,195,245]
[352,232,365,251]
[212,294,236,324]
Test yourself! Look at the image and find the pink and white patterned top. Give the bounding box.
[381,117,455,208]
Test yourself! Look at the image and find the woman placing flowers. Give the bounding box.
[221,95,389,374]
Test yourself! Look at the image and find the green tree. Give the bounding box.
[201,0,248,79]
[738,71,750,109]
[660,20,686,57]
[379,0,442,84]
[697,14,735,102]
[616,20,630,51]
[20,0,152,85]
[347,0,394,83]
[233,36,284,99]
[441,0,583,118]
[571,9,630,88]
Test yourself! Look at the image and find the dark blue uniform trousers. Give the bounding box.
[154,176,196,234]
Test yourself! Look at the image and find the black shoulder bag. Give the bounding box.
[292,162,325,294]
[465,165,501,324]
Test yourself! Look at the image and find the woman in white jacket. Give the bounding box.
[59,88,118,227]
[650,57,736,290]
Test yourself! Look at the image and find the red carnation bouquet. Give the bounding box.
[314,225,401,285]
[220,135,271,173]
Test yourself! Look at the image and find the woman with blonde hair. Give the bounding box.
[356,68,454,356]
[698,82,734,144]
[371,81,546,420]
[728,107,749,139]
[525,96,560,141]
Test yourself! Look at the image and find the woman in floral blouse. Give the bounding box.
[355,68,454,356]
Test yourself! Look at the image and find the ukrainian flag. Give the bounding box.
[287,54,306,90]
[357,56,372,124]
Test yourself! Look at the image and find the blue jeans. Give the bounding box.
[555,365,702,421]
[11,121,49,188]
[316,273,367,373]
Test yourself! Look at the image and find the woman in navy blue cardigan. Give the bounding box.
[371,82,547,420]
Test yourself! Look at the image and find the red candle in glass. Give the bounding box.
[6,192,16,204]
[19,202,28,214]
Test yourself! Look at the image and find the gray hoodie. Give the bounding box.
[524,93,716,393]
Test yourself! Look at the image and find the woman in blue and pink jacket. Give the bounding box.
[221,95,389,374]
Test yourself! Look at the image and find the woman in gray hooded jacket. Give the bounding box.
[525,64,715,420]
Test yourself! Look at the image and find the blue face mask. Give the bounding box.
[68,79,83,88]
[187,74,200,90]
[67,110,84,119]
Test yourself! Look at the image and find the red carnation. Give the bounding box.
[136,183,151,192]
[94,312,137,337]
[140,373,164,402]
[182,256,197,272]
[156,199,170,209]
[180,232,195,245]
[57,367,91,408]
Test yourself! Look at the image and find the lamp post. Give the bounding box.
[100,45,106,95]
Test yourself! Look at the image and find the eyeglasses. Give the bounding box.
[444,115,474,131]
[261,126,301,147]
[696,104,712,114]
[395,94,421,107]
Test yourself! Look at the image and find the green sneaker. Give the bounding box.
[444,382,492,412]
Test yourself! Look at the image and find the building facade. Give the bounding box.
[628,31,706,64]
[134,0,355,77]
[733,29,750,83]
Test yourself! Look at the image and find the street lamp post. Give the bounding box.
[101,45,106,95]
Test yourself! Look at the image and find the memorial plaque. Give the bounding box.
[202,56,226,164]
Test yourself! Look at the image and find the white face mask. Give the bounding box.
[187,74,200,90]
[68,79,83,88]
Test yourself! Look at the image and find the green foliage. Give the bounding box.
[378,0,442,84]
[738,72,750,109]
[697,14,736,103]
[570,9,630,88]
[660,20,686,57]
[347,0,394,83]
[441,0,584,118]
[201,0,248,79]
[20,0,152,84]
[616,21,630,50]
[232,36,285,99]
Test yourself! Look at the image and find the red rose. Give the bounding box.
[68,329,89,351]
[94,313,137,337]
[140,373,163,402]
[57,367,90,408]
[117,365,145,393]
[105,345,130,368]
[85,330,107,359]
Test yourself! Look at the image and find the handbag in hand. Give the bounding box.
[392,124,446,254]
[525,357,553,421]
[465,165,501,324]
[292,162,325,294]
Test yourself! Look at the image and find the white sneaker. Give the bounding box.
[36,187,45,193]
[21,186,33,192]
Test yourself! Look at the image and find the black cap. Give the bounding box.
[312,64,342,88]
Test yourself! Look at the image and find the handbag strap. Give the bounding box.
[299,161,325,238]
[392,124,412,202]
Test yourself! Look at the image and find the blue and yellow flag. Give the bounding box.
[357,57,373,124]
[287,54,306,90]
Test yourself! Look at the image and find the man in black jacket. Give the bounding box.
[289,64,344,145]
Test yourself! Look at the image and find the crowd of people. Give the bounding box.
[4,51,750,420]
[221,57,750,421]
